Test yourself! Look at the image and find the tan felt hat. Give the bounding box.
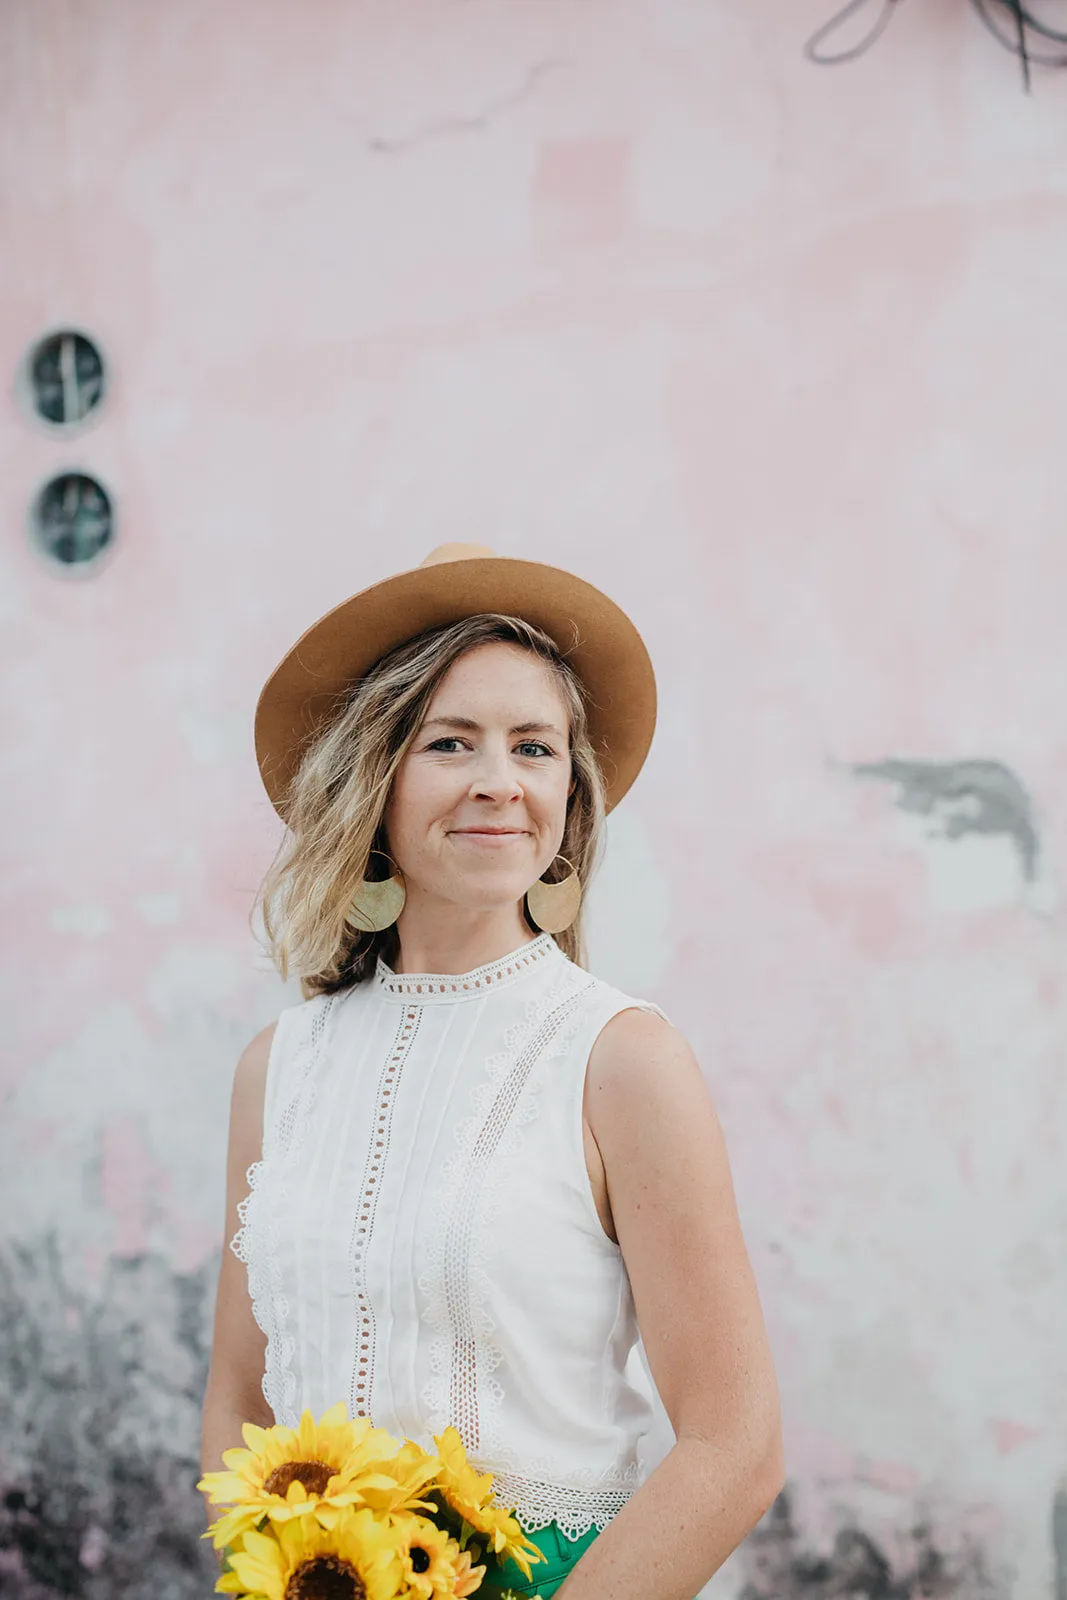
[255,543,657,820]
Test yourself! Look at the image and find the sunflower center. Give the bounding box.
[285,1556,366,1600]
[264,1460,335,1497]
[410,1548,431,1573]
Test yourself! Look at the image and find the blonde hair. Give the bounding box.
[256,614,607,997]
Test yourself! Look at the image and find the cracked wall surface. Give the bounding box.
[2,2,1067,1596]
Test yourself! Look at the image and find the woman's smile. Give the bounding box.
[448,826,531,844]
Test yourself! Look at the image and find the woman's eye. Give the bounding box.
[425,736,554,757]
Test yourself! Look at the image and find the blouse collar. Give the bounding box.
[374,932,560,1003]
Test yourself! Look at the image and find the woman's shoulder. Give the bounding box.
[567,961,687,1078]
[233,1020,277,1093]
[584,999,702,1141]
[227,1021,277,1153]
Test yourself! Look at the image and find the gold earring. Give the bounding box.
[346,852,406,933]
[526,854,582,935]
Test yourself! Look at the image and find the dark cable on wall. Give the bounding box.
[804,0,901,65]
[804,0,1067,88]
[971,0,1067,88]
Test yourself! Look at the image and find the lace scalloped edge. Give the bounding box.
[489,1466,643,1538]
[230,1158,296,1421]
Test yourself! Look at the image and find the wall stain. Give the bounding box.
[851,758,1040,881]
[738,1488,1009,1599]
[0,1232,217,1599]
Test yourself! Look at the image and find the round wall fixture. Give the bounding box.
[30,472,114,569]
[23,330,106,427]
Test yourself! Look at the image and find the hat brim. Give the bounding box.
[255,556,656,819]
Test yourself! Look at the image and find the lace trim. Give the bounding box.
[230,1162,287,1410]
[489,1462,644,1538]
[348,1004,421,1419]
[374,933,557,1002]
[419,966,595,1453]
[230,994,337,1425]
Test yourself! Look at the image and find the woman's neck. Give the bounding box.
[391,901,538,976]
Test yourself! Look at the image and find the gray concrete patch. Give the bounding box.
[851,759,1040,882]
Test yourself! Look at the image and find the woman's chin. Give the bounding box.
[434,876,533,915]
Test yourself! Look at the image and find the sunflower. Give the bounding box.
[216,1507,402,1600]
[199,1404,410,1549]
[389,1513,472,1599]
[430,1429,542,1581]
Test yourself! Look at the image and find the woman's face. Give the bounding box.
[384,641,573,915]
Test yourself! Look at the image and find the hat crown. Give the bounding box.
[419,543,497,569]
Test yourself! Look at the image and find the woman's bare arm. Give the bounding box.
[200,1023,277,1520]
[560,1008,784,1600]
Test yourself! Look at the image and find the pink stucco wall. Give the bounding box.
[3,3,1066,1594]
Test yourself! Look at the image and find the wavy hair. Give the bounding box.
[256,613,607,997]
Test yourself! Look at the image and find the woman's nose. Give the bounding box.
[469,747,523,802]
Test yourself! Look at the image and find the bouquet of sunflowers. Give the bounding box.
[198,1406,545,1600]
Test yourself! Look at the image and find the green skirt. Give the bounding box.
[489,1521,601,1599]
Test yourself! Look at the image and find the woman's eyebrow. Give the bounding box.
[422,716,482,733]
[511,720,566,738]
[421,716,566,738]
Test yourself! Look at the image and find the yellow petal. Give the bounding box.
[208,1506,260,1550]
[201,1469,250,1504]
[297,1410,318,1454]
[267,1498,321,1523]
[264,1424,299,1461]
[233,1528,278,1564]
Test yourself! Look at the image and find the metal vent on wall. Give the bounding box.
[25,330,106,427]
[31,473,113,569]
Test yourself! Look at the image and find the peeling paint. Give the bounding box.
[738,1489,1009,1600]
[0,1233,216,1599]
[1053,1484,1067,1600]
[851,759,1040,881]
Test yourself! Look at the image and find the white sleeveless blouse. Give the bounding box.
[233,932,665,1537]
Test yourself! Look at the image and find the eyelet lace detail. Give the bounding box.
[419,966,595,1454]
[230,993,337,1424]
[489,1461,644,1538]
[349,1005,421,1419]
[375,934,557,1001]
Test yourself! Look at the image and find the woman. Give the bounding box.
[202,544,783,1600]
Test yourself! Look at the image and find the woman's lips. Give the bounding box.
[450,828,528,841]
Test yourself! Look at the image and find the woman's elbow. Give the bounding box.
[685,1397,786,1530]
[749,1422,786,1524]
[733,1389,787,1531]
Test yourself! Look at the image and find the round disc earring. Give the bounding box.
[346,851,407,933]
[526,855,582,935]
